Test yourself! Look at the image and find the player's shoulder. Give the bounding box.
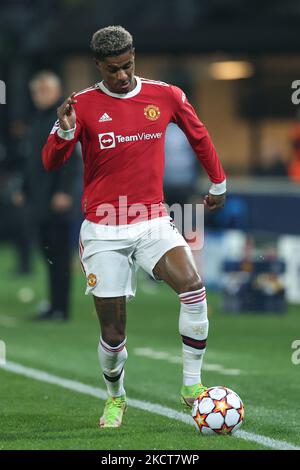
[74,84,99,100]
[140,77,173,97]
[72,84,102,116]
[140,77,185,102]
[140,77,170,88]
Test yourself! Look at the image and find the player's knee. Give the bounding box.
[102,331,126,348]
[179,276,203,294]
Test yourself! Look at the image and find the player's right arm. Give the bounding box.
[42,92,81,171]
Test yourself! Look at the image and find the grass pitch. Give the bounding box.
[0,245,300,450]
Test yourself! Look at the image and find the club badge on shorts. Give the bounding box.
[144,104,160,121]
[87,273,97,287]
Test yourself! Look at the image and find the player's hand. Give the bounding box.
[203,192,226,211]
[51,192,73,212]
[57,92,77,130]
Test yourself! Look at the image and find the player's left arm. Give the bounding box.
[170,86,226,211]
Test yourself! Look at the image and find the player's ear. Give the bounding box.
[94,58,103,72]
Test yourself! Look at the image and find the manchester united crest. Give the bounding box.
[87,273,97,287]
[144,104,160,121]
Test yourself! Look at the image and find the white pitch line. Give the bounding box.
[1,361,299,451]
[134,347,242,376]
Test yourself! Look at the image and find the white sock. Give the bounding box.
[179,287,209,386]
[98,337,128,397]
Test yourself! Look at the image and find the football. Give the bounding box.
[192,386,244,435]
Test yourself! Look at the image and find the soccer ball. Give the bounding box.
[192,386,244,435]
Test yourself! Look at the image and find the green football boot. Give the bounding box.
[99,395,127,428]
[180,383,208,409]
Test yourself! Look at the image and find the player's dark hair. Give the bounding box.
[90,26,133,60]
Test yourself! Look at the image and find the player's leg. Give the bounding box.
[94,295,127,398]
[135,218,208,409]
[153,245,202,294]
[153,245,209,407]
[79,220,137,427]
[94,295,128,427]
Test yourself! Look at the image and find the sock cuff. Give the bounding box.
[100,337,127,353]
[179,287,206,304]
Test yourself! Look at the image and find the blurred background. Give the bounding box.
[1,0,300,315]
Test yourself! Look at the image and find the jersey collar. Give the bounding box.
[98,76,141,99]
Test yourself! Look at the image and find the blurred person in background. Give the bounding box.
[21,71,81,321]
[0,135,32,276]
[252,139,287,177]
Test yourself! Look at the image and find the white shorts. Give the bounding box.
[79,216,189,298]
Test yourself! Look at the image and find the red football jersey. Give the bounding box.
[42,76,226,224]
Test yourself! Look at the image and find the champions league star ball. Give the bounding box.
[192,386,244,435]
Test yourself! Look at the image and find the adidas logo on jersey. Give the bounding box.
[99,113,112,122]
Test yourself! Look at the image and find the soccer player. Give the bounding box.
[42,26,226,428]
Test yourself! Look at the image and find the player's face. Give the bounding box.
[96,50,135,94]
